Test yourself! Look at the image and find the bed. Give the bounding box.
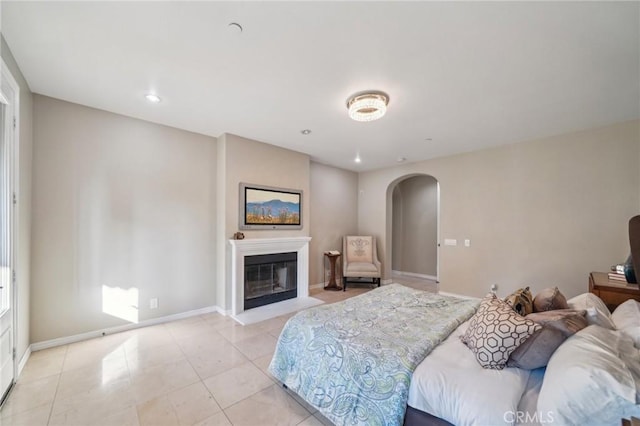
[268,284,640,426]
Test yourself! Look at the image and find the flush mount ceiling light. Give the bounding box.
[144,93,161,103]
[346,91,389,122]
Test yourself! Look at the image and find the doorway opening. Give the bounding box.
[387,174,440,288]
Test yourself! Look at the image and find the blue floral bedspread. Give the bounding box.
[268,284,479,426]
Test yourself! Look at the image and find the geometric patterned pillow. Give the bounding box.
[460,293,542,369]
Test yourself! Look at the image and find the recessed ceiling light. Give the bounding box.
[144,94,161,103]
[397,157,406,163]
[425,138,433,141]
[300,129,311,135]
[354,155,361,163]
[228,22,243,33]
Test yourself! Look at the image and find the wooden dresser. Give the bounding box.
[589,271,640,311]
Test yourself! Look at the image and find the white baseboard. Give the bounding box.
[214,305,231,316]
[309,282,326,290]
[31,305,221,352]
[392,270,437,281]
[17,346,31,377]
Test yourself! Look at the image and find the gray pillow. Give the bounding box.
[507,326,565,370]
[507,309,588,369]
[526,309,588,336]
[533,287,569,312]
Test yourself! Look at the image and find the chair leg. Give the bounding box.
[377,278,381,287]
[343,278,347,291]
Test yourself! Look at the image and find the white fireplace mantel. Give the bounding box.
[228,236,312,316]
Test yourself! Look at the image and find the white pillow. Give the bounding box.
[408,321,531,426]
[612,299,640,347]
[566,293,615,329]
[612,299,640,329]
[538,325,640,426]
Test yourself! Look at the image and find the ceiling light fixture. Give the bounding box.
[354,155,362,163]
[300,129,311,135]
[346,91,389,122]
[144,93,161,103]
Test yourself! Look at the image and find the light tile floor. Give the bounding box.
[1,277,436,426]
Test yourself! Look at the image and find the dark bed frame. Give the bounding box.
[404,406,454,426]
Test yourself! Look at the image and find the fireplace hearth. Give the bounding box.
[244,252,297,310]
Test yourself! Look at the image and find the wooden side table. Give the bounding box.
[324,252,342,291]
[589,271,640,311]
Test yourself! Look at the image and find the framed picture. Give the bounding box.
[239,183,302,230]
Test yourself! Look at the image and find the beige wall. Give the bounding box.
[359,120,640,299]
[31,96,216,342]
[215,134,227,313]
[1,35,33,362]
[392,175,438,277]
[216,133,310,311]
[309,162,358,286]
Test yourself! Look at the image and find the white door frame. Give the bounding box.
[0,56,20,401]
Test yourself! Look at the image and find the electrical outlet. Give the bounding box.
[149,298,159,309]
[490,284,498,293]
[464,239,471,247]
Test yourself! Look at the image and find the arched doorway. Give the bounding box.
[387,174,439,286]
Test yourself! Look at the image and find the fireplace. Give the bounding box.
[229,236,312,318]
[244,252,297,310]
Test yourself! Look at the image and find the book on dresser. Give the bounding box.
[608,272,628,282]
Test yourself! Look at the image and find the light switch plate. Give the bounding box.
[444,239,457,246]
[464,239,470,247]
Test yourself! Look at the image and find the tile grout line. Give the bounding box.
[119,331,140,425]
[45,350,66,426]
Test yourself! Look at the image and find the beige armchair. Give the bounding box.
[342,236,381,291]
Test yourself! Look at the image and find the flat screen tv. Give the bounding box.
[239,183,302,230]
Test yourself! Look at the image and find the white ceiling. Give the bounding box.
[2,1,639,171]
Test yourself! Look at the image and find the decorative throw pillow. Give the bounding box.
[507,309,588,370]
[526,309,588,337]
[504,287,534,316]
[533,287,569,312]
[460,293,541,369]
[507,326,565,370]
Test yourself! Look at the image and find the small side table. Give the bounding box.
[324,252,342,291]
[589,271,640,311]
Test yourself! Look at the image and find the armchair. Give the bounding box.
[342,236,382,291]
